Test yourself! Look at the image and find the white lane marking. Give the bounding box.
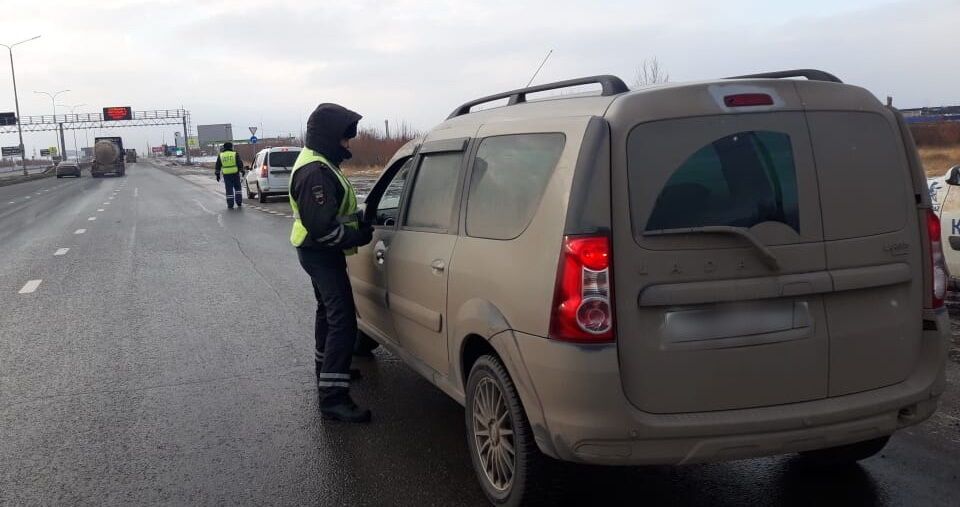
[18,279,41,294]
[134,187,139,197]
[44,189,49,192]
[54,248,69,256]
[74,228,86,234]
[8,201,14,204]
[25,196,30,199]
[97,208,104,212]
[87,216,96,221]
[193,199,217,215]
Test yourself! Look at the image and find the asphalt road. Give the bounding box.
[0,162,958,506]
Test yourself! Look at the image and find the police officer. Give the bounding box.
[215,142,243,209]
[290,103,374,423]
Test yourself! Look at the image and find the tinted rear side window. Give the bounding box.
[466,133,565,239]
[643,131,799,232]
[404,152,462,231]
[268,151,299,167]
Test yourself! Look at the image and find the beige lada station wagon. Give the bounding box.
[347,69,950,506]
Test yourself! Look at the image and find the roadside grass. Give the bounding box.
[919,145,960,177]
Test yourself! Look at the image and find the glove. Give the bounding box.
[357,224,374,247]
[215,173,221,182]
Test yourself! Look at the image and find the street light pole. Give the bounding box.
[1,35,41,175]
[34,88,69,160]
[58,103,85,161]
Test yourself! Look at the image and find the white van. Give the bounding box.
[929,165,960,286]
[244,146,300,203]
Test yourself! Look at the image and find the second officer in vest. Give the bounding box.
[215,142,244,209]
[290,103,374,423]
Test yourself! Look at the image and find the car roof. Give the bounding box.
[436,69,878,129]
[260,146,301,153]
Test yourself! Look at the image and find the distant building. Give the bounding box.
[900,106,960,123]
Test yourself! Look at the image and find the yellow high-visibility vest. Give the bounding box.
[219,151,239,175]
[289,148,359,255]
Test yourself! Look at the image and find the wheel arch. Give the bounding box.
[453,298,557,458]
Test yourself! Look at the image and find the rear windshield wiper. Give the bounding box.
[643,225,781,271]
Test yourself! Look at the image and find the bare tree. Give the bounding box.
[633,57,670,87]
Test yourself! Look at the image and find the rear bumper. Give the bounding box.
[253,179,288,194]
[510,309,949,465]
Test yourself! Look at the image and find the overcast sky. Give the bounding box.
[0,0,956,157]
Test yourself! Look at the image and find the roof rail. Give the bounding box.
[447,75,629,119]
[726,69,843,83]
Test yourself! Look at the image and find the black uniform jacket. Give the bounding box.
[290,161,365,252]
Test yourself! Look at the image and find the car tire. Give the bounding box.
[354,330,380,357]
[799,436,890,467]
[56,175,62,178]
[258,183,268,203]
[245,180,255,199]
[466,355,568,507]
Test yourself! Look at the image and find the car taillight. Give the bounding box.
[260,164,268,178]
[928,209,948,308]
[549,235,614,343]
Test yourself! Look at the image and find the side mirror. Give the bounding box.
[947,166,960,186]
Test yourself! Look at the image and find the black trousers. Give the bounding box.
[222,172,242,207]
[297,247,357,407]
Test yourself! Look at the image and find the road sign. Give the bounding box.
[249,126,258,136]
[49,147,58,157]
[102,106,133,121]
[249,135,258,144]
[152,146,163,154]
[0,112,16,126]
[40,149,50,156]
[2,145,23,156]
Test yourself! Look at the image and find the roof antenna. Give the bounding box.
[526,49,553,87]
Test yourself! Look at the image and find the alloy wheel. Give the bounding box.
[472,376,517,492]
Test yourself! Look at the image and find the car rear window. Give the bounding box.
[629,115,803,235]
[268,151,298,167]
[466,133,565,239]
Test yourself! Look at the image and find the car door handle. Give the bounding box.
[431,259,446,273]
[374,240,388,265]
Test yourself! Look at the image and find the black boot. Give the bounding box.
[321,399,372,423]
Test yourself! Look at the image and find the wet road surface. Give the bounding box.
[0,162,958,506]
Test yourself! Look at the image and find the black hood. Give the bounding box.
[305,103,362,167]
